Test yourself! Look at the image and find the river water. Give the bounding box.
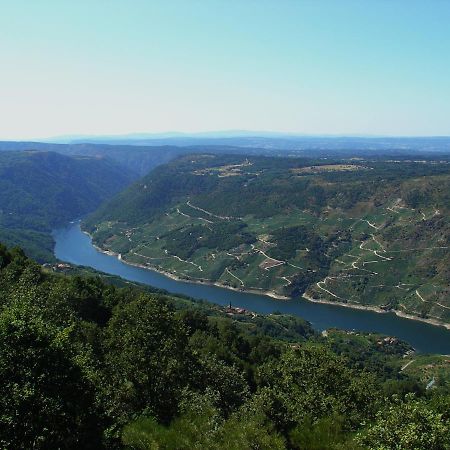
[53,223,450,353]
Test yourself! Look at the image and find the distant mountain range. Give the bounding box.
[44,132,450,153]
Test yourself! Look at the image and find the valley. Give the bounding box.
[0,150,134,261]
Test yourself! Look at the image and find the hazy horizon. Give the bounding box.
[43,130,450,141]
[4,130,450,145]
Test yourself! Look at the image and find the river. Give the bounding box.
[53,223,450,354]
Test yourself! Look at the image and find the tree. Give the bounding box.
[102,294,192,428]
[356,394,450,450]
[122,400,286,450]
[0,303,101,449]
[255,345,378,434]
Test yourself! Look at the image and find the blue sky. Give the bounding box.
[1,0,449,139]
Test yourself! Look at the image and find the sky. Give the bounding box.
[1,0,449,139]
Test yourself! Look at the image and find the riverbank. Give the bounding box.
[302,293,450,331]
[85,229,450,330]
[88,235,289,300]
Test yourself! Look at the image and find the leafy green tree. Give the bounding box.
[0,303,102,449]
[218,407,286,450]
[194,355,250,415]
[122,407,220,450]
[289,415,364,450]
[122,400,286,450]
[102,294,193,428]
[255,345,379,434]
[356,394,450,450]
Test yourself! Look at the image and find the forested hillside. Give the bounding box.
[1,242,449,449]
[85,154,450,325]
[0,151,134,260]
[0,141,186,176]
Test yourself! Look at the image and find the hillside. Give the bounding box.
[85,154,450,326]
[0,151,134,231]
[0,228,55,263]
[0,242,449,448]
[0,141,185,176]
[0,151,134,260]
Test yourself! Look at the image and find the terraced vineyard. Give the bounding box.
[304,201,450,323]
[84,154,450,325]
